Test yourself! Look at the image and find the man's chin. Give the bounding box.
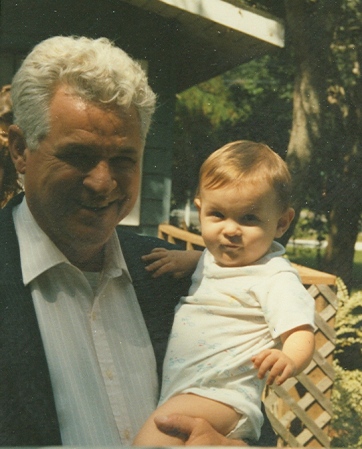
[65,219,117,246]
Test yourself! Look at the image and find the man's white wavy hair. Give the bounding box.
[11,35,156,149]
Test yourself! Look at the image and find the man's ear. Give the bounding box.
[275,207,295,238]
[8,125,28,174]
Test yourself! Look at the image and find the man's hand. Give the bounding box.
[154,414,248,446]
[142,248,201,278]
[252,349,296,386]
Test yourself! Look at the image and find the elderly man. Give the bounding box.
[0,36,275,447]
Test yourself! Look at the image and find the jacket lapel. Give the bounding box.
[0,194,61,445]
[118,227,190,383]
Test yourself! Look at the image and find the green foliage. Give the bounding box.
[292,210,328,241]
[334,279,362,365]
[332,365,362,447]
[331,280,362,447]
[332,0,362,88]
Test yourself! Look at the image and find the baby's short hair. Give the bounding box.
[198,140,292,211]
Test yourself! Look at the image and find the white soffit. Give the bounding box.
[130,0,284,48]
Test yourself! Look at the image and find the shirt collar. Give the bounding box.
[13,197,131,286]
[102,231,132,283]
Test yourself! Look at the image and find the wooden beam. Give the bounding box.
[154,0,285,47]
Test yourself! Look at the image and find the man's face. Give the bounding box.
[14,86,144,262]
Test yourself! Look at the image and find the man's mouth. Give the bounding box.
[80,200,117,212]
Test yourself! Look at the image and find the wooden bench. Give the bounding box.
[158,223,337,447]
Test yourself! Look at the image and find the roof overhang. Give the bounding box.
[121,0,284,91]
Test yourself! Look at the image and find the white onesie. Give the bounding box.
[159,241,315,441]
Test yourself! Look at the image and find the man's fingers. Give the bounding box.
[154,414,247,446]
[154,415,190,442]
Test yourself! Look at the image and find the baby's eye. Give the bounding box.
[211,211,224,219]
[242,214,259,224]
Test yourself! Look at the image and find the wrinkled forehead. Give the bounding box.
[49,86,141,134]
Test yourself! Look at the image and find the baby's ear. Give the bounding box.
[275,207,295,238]
[194,197,201,211]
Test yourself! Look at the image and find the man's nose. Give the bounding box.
[82,160,117,194]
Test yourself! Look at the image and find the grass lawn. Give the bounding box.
[286,247,362,293]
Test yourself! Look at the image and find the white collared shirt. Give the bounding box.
[13,197,158,446]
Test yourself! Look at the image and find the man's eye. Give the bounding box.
[60,154,98,171]
[111,156,137,169]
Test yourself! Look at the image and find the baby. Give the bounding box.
[134,140,315,446]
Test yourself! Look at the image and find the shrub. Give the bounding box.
[331,280,362,447]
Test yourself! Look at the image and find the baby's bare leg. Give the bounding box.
[133,393,241,447]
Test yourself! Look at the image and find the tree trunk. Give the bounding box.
[281,1,361,290]
[284,0,338,221]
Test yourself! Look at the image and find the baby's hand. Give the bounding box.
[142,248,201,279]
[252,349,296,386]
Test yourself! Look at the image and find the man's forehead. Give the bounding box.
[49,87,140,132]
[51,85,137,118]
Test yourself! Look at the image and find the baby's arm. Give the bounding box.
[252,325,315,386]
[142,248,202,278]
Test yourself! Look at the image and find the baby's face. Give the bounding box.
[195,181,291,267]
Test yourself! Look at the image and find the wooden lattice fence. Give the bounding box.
[264,283,337,447]
[158,223,337,447]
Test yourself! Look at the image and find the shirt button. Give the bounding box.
[123,429,131,441]
[105,369,114,380]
